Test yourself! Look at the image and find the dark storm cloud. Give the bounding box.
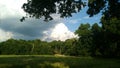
[0,17,59,40]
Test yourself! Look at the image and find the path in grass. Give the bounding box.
[0,55,120,68]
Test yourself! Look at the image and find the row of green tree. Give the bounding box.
[0,18,120,58]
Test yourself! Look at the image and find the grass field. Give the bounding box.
[0,55,120,68]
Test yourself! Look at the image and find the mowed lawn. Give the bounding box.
[0,55,120,68]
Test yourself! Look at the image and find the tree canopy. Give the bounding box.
[21,0,120,21]
[21,0,85,21]
[87,0,120,20]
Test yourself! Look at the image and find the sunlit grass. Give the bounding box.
[0,55,120,68]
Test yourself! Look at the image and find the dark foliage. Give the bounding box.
[21,0,85,21]
[87,0,120,19]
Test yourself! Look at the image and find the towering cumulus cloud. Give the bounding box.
[43,23,78,41]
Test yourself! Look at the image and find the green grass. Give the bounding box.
[0,55,119,68]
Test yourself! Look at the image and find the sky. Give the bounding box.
[0,0,102,42]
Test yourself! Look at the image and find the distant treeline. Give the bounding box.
[0,19,120,58]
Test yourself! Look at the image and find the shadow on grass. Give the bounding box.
[0,62,69,68]
[0,56,69,68]
[0,55,120,68]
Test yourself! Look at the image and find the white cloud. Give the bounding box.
[0,29,13,42]
[43,23,78,41]
[0,0,26,19]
